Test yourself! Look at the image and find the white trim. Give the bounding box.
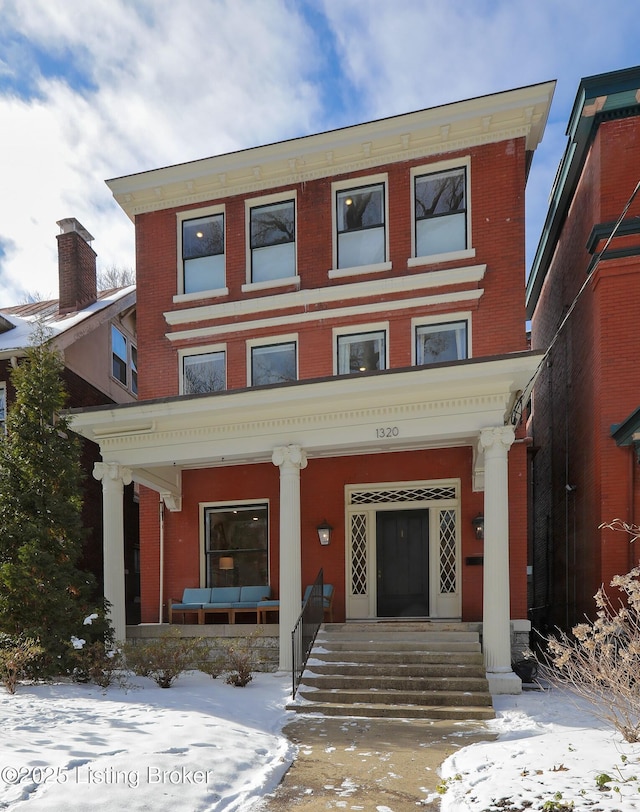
[173,288,229,304]
[245,189,297,287]
[410,156,472,262]
[167,289,482,343]
[407,248,476,268]
[246,333,299,387]
[345,478,461,619]
[241,276,301,294]
[328,261,392,280]
[331,173,389,272]
[176,204,225,296]
[178,343,227,395]
[199,499,270,588]
[411,311,473,364]
[165,264,487,326]
[332,322,390,375]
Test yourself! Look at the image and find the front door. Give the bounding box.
[376,509,429,617]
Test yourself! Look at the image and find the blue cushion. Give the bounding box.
[181,588,211,604]
[202,602,236,610]
[258,599,280,608]
[239,586,271,602]
[209,587,241,603]
[172,603,202,611]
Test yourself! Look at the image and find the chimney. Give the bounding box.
[56,218,97,315]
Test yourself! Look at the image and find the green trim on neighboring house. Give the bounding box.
[612,405,640,463]
[526,66,640,319]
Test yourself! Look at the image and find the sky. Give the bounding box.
[0,0,639,305]
[0,669,638,811]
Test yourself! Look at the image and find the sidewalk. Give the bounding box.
[260,714,495,811]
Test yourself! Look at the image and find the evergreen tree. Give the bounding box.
[0,323,110,672]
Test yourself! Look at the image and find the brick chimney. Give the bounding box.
[56,218,97,315]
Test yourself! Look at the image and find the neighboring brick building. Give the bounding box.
[0,219,140,622]
[71,81,555,693]
[526,66,640,633]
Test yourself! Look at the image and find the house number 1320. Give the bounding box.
[376,426,399,438]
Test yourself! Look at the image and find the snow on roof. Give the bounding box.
[0,285,135,355]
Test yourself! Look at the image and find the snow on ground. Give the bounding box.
[437,685,640,811]
[0,672,638,811]
[0,671,294,811]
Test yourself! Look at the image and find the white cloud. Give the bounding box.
[0,0,638,303]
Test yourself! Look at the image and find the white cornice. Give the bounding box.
[164,264,486,327]
[68,352,542,478]
[166,289,483,342]
[107,82,555,221]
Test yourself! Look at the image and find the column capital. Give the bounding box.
[271,444,308,471]
[479,425,515,454]
[93,462,133,487]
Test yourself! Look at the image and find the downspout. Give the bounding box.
[159,498,165,623]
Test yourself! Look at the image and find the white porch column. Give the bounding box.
[272,444,307,672]
[93,462,132,642]
[479,426,521,694]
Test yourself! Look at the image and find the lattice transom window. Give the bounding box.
[350,484,456,505]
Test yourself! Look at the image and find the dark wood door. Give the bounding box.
[376,509,429,617]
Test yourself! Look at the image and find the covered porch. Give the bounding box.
[69,351,542,694]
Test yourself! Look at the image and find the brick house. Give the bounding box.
[0,219,140,622]
[527,66,640,633]
[70,81,555,693]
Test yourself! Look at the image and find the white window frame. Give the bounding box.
[332,322,389,376]
[111,324,137,395]
[0,381,6,433]
[175,204,227,302]
[246,333,298,387]
[408,157,475,268]
[243,190,298,292]
[179,343,227,395]
[411,312,472,365]
[329,173,391,279]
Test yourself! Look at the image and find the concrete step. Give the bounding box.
[290,622,494,721]
[292,701,496,721]
[301,673,490,693]
[311,650,485,666]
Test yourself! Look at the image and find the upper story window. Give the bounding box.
[0,382,6,433]
[414,166,467,259]
[249,197,296,284]
[336,182,386,270]
[111,325,138,395]
[182,213,225,294]
[250,341,297,386]
[182,349,226,395]
[415,320,468,365]
[336,329,386,375]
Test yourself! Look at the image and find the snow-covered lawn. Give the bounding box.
[0,672,638,810]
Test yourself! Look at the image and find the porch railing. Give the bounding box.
[291,569,324,697]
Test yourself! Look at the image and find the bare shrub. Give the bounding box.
[0,634,44,694]
[541,566,640,743]
[221,630,263,687]
[124,629,206,689]
[71,641,128,689]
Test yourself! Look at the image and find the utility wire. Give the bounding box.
[508,177,640,426]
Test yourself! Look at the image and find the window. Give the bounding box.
[182,213,224,294]
[337,330,386,375]
[250,199,295,283]
[414,167,467,258]
[111,325,137,394]
[204,504,268,587]
[183,350,225,394]
[416,321,467,365]
[336,183,385,269]
[251,342,297,386]
[0,382,6,433]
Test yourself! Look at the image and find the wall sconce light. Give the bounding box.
[317,520,333,546]
[472,513,485,541]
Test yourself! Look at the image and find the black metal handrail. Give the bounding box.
[291,569,324,697]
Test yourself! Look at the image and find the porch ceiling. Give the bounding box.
[69,352,540,489]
